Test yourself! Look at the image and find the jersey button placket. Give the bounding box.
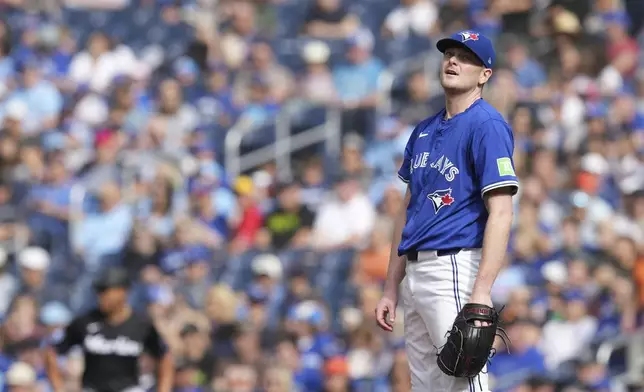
[434,129,444,152]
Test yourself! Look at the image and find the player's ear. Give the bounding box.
[479,68,492,85]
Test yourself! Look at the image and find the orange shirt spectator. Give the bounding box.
[356,222,392,284]
[633,255,644,307]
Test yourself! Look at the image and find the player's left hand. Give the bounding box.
[467,293,493,327]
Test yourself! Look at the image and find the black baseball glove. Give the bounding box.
[436,303,506,378]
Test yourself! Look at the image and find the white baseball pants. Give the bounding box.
[401,248,489,392]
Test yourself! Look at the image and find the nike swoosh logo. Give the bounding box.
[418,133,429,138]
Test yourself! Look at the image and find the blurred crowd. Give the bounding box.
[0,0,644,391]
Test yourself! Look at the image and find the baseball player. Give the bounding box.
[45,267,174,392]
[375,30,519,392]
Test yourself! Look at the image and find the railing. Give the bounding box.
[377,49,437,118]
[68,183,87,254]
[596,329,644,387]
[224,105,342,180]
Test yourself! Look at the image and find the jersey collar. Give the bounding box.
[441,98,483,123]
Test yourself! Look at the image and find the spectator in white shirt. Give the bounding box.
[68,32,136,94]
[540,290,598,371]
[382,0,438,39]
[312,172,376,251]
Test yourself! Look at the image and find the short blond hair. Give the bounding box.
[205,284,238,323]
[263,365,293,390]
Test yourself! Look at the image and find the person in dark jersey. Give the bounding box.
[45,266,174,392]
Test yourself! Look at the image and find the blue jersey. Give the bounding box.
[397,99,519,254]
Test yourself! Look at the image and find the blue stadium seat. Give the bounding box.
[276,3,308,37]
[132,7,157,28]
[89,10,112,29]
[220,250,260,291]
[276,0,313,37]
[314,249,356,324]
[240,123,277,152]
[290,105,328,132]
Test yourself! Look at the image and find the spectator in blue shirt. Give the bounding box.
[286,301,343,368]
[333,29,384,109]
[111,79,150,138]
[135,175,176,241]
[27,157,73,251]
[248,254,286,330]
[72,181,133,271]
[2,57,63,135]
[236,74,280,130]
[505,40,547,92]
[15,247,55,307]
[174,56,201,103]
[576,358,611,392]
[191,183,230,247]
[177,246,214,310]
[488,318,547,392]
[195,62,237,131]
[275,333,324,392]
[333,28,384,136]
[0,42,13,83]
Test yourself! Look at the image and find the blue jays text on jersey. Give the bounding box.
[397,99,519,254]
[410,153,460,182]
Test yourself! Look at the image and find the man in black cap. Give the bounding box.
[45,266,174,392]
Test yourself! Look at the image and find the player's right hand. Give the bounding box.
[375,295,397,332]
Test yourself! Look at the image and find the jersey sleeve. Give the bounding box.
[143,322,168,359]
[472,120,519,196]
[52,317,84,354]
[397,126,418,184]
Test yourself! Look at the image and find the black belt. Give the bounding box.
[406,248,462,262]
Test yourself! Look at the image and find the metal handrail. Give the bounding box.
[325,107,342,158]
[377,69,396,117]
[596,335,629,365]
[596,329,644,386]
[275,109,293,182]
[376,49,436,118]
[68,184,87,254]
[224,119,261,180]
[224,106,343,179]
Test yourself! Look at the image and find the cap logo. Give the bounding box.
[459,31,479,42]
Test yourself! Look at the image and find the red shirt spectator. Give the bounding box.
[231,176,263,253]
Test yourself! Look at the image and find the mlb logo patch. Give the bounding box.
[496,157,515,176]
[427,188,455,213]
[460,31,479,42]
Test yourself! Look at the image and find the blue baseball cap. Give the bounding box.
[147,284,175,305]
[436,30,496,68]
[602,10,630,28]
[586,102,607,119]
[562,289,586,303]
[174,56,199,77]
[287,301,324,327]
[40,302,72,326]
[184,245,210,265]
[15,55,41,72]
[247,284,269,304]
